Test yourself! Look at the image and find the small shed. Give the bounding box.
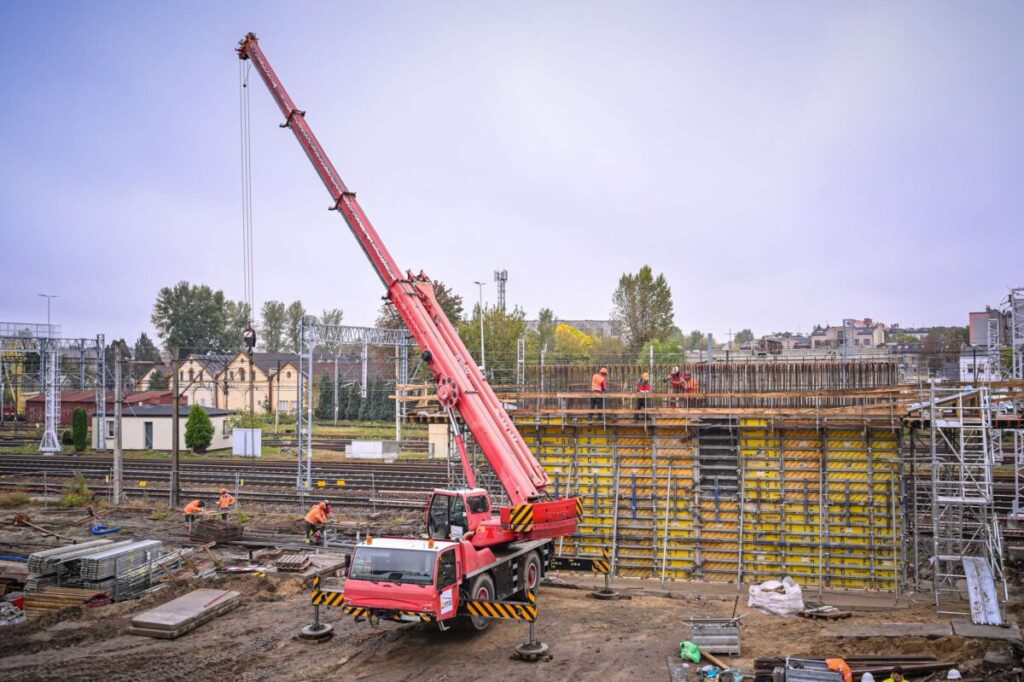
[93,405,234,451]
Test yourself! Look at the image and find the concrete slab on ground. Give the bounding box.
[130,589,240,632]
[826,622,953,638]
[952,621,1021,640]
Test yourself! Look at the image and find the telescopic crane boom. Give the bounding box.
[238,33,577,540]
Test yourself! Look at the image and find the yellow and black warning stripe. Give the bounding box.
[312,589,346,607]
[462,591,537,622]
[342,605,369,619]
[389,611,434,623]
[575,497,584,520]
[508,504,534,533]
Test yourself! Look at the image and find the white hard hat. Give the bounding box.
[860,674,875,682]
[946,671,961,680]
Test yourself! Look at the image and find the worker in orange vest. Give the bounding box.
[590,367,608,418]
[825,658,853,682]
[217,488,236,521]
[634,372,652,421]
[183,499,205,531]
[683,371,699,394]
[305,501,329,545]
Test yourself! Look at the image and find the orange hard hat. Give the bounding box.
[318,501,327,509]
[641,372,650,380]
[600,367,608,375]
[220,488,227,494]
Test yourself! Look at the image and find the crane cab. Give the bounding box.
[426,488,493,540]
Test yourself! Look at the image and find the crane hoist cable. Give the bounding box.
[238,59,256,331]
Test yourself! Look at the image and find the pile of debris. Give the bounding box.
[754,655,957,681]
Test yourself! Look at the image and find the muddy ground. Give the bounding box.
[0,505,1018,681]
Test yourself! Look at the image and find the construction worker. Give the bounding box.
[634,372,652,421]
[305,500,329,545]
[183,499,205,531]
[217,487,236,521]
[683,371,699,394]
[590,367,608,418]
[667,366,684,393]
[881,667,904,682]
[825,658,853,682]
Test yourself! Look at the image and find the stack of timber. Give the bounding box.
[129,589,241,639]
[189,519,244,544]
[274,553,311,572]
[23,587,110,619]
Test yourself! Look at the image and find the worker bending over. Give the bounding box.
[634,372,652,421]
[183,499,205,531]
[590,367,608,418]
[217,487,236,521]
[305,501,329,545]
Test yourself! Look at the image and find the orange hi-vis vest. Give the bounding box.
[591,373,607,393]
[305,505,327,525]
[218,493,236,509]
[183,500,203,514]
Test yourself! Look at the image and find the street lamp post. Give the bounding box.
[473,281,487,373]
[37,293,59,336]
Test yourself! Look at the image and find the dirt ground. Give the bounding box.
[0,504,1017,681]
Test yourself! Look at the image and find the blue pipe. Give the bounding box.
[0,554,27,562]
[91,524,121,535]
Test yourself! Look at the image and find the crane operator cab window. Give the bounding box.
[428,494,470,540]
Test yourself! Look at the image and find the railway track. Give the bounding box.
[0,455,450,511]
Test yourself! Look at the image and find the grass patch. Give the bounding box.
[150,508,171,521]
[0,492,32,508]
[59,472,92,508]
[236,510,252,524]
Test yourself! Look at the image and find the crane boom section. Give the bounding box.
[238,34,549,504]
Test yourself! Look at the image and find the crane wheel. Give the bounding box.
[464,573,495,632]
[519,551,542,597]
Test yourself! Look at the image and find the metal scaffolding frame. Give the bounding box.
[1010,287,1024,381]
[925,384,1007,623]
[0,323,106,454]
[295,317,412,489]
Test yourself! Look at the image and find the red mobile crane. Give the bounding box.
[238,33,580,629]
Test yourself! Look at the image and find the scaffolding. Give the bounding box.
[0,323,106,454]
[295,317,411,489]
[924,385,1007,623]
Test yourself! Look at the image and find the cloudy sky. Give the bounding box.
[1,1,1021,347]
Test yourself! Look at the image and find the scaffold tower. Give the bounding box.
[927,384,1007,624]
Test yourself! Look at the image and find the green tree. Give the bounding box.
[184,405,214,453]
[377,279,464,330]
[133,332,161,363]
[221,300,252,352]
[285,300,307,352]
[636,335,687,365]
[315,373,334,419]
[71,407,88,452]
[147,369,169,390]
[536,308,557,351]
[611,265,676,353]
[458,305,528,385]
[260,300,287,352]
[104,339,131,383]
[151,281,242,359]
[734,329,754,346]
[680,329,707,352]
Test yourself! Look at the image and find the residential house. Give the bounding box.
[960,352,1000,383]
[174,353,233,408]
[92,404,234,451]
[217,352,301,414]
[810,319,887,349]
[969,308,1005,347]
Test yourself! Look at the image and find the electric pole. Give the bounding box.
[171,357,180,507]
[113,346,123,504]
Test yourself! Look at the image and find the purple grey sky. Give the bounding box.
[1,2,1022,346]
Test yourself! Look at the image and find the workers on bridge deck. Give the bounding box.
[634,372,652,421]
[589,367,608,418]
[305,500,329,545]
[668,366,684,393]
[217,488,236,521]
[183,499,205,531]
[683,371,699,394]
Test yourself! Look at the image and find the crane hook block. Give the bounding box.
[436,376,459,408]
